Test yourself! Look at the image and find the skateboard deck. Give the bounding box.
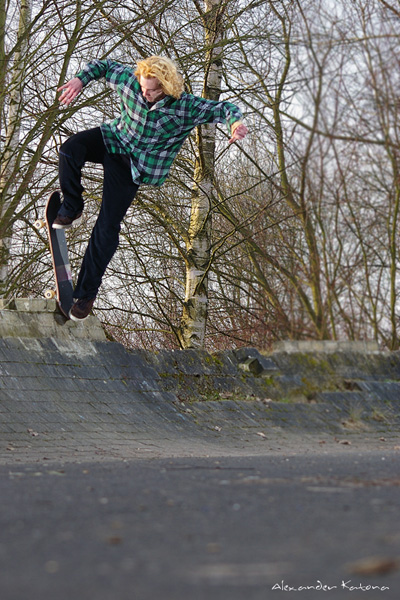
[35,191,74,318]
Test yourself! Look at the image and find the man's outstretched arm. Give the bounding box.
[58,60,132,106]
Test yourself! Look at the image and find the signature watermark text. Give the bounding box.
[272,580,390,592]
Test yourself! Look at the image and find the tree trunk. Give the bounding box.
[179,0,224,348]
[0,0,32,296]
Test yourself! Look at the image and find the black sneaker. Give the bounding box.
[52,212,82,230]
[69,297,95,321]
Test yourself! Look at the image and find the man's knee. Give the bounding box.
[60,128,104,166]
[59,135,79,161]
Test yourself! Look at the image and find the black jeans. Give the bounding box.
[58,128,139,300]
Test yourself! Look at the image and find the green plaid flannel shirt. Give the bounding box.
[76,59,243,186]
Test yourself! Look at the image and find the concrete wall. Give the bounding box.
[0,306,399,462]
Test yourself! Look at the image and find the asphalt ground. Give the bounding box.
[1,333,400,598]
[1,434,399,600]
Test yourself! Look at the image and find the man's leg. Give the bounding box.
[58,127,105,219]
[72,152,139,304]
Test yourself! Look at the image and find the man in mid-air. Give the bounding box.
[55,56,248,321]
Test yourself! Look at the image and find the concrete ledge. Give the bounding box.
[0,309,106,341]
[14,298,58,312]
[0,298,57,312]
[273,340,379,354]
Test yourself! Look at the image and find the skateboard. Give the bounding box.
[34,191,74,318]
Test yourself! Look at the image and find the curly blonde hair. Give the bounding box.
[135,56,184,99]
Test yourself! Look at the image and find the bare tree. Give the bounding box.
[0,0,104,298]
[2,0,400,352]
[0,0,32,294]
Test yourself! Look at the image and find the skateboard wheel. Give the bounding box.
[44,289,56,299]
[34,219,45,229]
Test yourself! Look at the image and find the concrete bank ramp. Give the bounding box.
[0,304,400,463]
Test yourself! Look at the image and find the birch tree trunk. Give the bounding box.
[0,0,6,139]
[178,0,225,348]
[0,0,32,296]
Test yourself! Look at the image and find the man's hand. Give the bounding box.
[228,123,248,144]
[58,77,83,105]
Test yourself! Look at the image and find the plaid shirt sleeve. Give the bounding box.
[74,60,244,186]
[76,59,134,90]
[183,94,243,134]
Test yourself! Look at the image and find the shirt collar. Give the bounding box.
[147,95,174,111]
